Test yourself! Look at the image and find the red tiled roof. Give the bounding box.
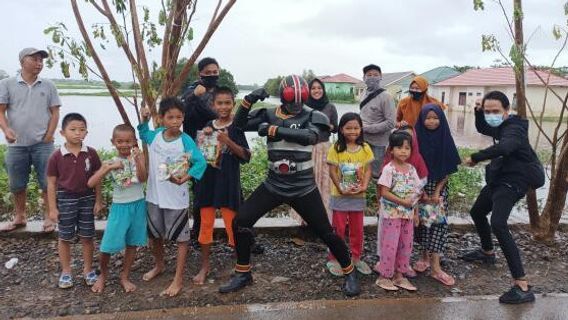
[320,73,363,84]
[433,67,568,87]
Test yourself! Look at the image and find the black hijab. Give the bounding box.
[306,78,329,110]
[415,103,461,181]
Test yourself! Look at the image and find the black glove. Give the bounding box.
[244,88,269,105]
[258,122,270,137]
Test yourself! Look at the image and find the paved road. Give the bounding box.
[52,294,568,320]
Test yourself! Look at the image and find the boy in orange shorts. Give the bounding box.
[193,87,251,284]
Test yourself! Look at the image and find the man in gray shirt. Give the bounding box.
[0,48,61,232]
[359,64,395,179]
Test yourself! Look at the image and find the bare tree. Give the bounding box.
[45,0,236,126]
[474,0,568,240]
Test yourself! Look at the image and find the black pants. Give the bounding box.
[470,184,526,279]
[234,184,352,269]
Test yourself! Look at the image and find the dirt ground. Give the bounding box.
[1,228,567,319]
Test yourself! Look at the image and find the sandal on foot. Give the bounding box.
[326,260,343,277]
[84,270,98,286]
[0,222,27,232]
[376,278,398,291]
[354,260,372,275]
[431,271,455,286]
[393,277,417,291]
[58,274,73,289]
[413,260,430,273]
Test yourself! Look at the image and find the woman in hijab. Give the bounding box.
[290,78,338,227]
[396,76,445,128]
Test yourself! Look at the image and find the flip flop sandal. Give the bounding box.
[58,274,73,289]
[326,261,343,277]
[84,270,98,286]
[393,278,417,291]
[375,278,399,291]
[0,222,27,232]
[413,260,430,273]
[431,271,456,286]
[354,260,372,275]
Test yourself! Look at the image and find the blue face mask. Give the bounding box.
[484,113,504,127]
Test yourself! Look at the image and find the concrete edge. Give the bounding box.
[1,217,567,240]
[45,293,568,320]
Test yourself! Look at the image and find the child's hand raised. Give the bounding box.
[140,107,151,122]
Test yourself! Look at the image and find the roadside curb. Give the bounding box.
[1,217,565,240]
[47,293,568,320]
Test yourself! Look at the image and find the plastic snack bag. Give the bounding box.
[197,129,221,167]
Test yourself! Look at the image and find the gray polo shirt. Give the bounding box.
[0,74,61,146]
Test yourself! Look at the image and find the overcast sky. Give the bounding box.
[1,0,567,85]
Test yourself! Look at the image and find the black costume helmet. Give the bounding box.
[279,75,309,115]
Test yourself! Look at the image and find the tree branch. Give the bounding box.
[70,0,131,126]
[128,0,154,113]
[170,0,236,95]
[88,0,108,17]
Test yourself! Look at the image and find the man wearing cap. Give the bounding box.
[0,48,61,232]
[359,64,395,180]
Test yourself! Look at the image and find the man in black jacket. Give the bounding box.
[462,91,539,304]
[181,57,220,243]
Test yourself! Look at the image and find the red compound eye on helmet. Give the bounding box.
[281,75,309,103]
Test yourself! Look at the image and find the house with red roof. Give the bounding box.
[432,67,568,116]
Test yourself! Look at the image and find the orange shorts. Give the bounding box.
[198,207,236,246]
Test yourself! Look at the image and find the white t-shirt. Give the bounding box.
[146,132,190,209]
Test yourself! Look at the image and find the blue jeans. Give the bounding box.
[5,142,54,192]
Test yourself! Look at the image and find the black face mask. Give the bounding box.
[200,75,219,88]
[410,91,423,101]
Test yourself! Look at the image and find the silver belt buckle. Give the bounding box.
[273,159,297,174]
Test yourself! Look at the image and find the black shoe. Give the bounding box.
[343,271,361,297]
[461,249,496,264]
[499,285,535,304]
[218,272,253,293]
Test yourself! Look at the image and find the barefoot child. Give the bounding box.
[138,97,206,297]
[193,87,251,285]
[326,112,373,276]
[413,104,461,286]
[375,130,422,292]
[47,113,103,289]
[89,124,148,293]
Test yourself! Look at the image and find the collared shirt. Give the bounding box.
[47,144,101,195]
[0,74,61,146]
